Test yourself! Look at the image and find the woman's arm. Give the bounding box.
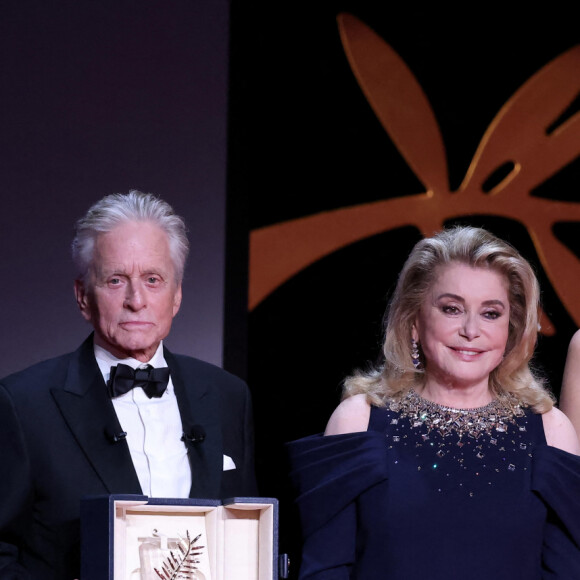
[542,406,580,454]
[291,395,373,579]
[560,330,580,437]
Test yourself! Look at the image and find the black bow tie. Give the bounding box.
[108,363,170,399]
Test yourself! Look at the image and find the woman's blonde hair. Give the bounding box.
[343,226,554,413]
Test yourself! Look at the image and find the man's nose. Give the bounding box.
[124,281,146,310]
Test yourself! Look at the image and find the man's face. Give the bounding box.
[74,221,182,362]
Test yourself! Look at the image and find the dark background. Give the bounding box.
[227,3,580,573]
[0,0,231,376]
[1,2,579,577]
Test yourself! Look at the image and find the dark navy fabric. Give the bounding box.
[288,405,580,579]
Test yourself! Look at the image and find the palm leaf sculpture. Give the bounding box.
[249,14,580,334]
[154,531,204,580]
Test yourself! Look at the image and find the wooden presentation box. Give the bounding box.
[81,495,280,580]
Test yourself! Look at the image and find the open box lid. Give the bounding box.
[81,495,282,580]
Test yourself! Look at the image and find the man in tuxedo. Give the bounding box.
[0,191,257,579]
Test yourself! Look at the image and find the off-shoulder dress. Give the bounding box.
[288,395,580,579]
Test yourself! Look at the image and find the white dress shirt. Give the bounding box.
[94,342,192,498]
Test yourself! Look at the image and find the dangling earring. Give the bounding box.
[411,338,421,370]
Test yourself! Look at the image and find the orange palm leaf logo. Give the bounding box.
[249,14,580,333]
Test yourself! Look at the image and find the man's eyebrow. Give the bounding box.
[98,267,129,276]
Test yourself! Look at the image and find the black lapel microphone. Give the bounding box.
[182,425,206,444]
[105,426,128,444]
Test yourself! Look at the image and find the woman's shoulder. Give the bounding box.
[541,406,580,455]
[325,393,371,435]
[568,329,580,352]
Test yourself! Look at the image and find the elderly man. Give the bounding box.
[0,191,257,579]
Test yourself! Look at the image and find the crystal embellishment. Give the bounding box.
[388,389,525,440]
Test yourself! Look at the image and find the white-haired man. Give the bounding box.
[0,191,257,579]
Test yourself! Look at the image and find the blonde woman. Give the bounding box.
[289,226,580,579]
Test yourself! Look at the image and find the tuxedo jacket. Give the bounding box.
[0,336,257,579]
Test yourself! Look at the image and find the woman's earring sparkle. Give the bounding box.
[411,338,422,370]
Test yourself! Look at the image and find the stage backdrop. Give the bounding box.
[227,3,579,573]
[0,0,231,377]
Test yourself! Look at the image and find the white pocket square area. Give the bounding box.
[223,454,236,471]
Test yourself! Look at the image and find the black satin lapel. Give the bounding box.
[52,343,142,494]
[166,351,223,499]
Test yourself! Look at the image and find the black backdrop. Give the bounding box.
[227,3,580,574]
[1,2,578,576]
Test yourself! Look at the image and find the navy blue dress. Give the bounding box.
[288,403,580,579]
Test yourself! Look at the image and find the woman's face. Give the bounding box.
[413,262,510,392]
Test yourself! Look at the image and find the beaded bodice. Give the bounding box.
[352,398,548,578]
[371,390,542,498]
[389,389,526,440]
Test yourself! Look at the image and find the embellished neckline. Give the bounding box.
[388,389,525,439]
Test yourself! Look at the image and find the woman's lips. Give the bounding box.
[449,347,485,358]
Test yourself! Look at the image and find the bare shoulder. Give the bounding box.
[542,407,580,455]
[569,329,580,351]
[565,329,580,363]
[325,394,371,435]
[560,330,580,432]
